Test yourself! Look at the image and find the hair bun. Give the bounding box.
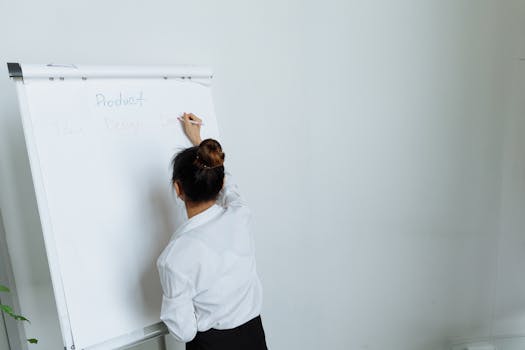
[195,139,225,169]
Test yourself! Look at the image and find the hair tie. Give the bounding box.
[194,154,223,169]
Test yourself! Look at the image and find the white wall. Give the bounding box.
[0,1,521,350]
[492,0,525,337]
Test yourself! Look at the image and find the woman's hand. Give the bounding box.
[180,112,202,146]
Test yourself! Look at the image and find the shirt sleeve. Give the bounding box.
[216,171,248,209]
[158,263,198,342]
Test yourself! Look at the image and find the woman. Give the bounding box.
[157,113,268,350]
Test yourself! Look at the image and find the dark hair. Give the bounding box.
[171,139,225,203]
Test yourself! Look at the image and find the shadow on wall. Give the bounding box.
[0,91,63,348]
[451,336,525,350]
[494,336,525,350]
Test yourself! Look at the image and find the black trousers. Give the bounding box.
[186,315,268,350]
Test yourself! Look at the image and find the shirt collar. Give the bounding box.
[171,203,223,241]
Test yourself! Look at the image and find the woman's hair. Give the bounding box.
[171,138,225,203]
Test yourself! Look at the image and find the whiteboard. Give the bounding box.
[11,64,220,349]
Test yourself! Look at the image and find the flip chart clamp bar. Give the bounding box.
[7,62,213,82]
[7,62,22,78]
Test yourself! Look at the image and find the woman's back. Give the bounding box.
[157,177,263,337]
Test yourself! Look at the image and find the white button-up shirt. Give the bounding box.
[157,172,263,342]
